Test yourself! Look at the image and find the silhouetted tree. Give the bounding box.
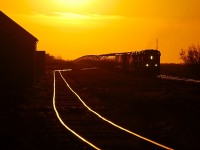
[180,44,200,78]
[180,45,200,64]
[45,53,76,70]
[45,53,65,64]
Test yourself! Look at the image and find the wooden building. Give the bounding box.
[0,11,38,88]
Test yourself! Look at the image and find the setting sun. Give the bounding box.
[0,1,200,150]
[1,0,200,63]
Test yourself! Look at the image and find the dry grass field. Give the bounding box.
[0,62,199,149]
[63,65,200,150]
[160,63,200,79]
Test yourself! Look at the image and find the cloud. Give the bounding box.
[31,11,124,21]
[18,11,125,28]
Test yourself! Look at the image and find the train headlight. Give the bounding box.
[155,64,158,67]
[150,56,153,60]
[146,64,149,67]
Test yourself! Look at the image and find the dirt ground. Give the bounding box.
[0,64,199,149]
[63,67,200,150]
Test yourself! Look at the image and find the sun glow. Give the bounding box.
[55,0,92,8]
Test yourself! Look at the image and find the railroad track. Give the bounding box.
[158,75,200,83]
[51,68,174,150]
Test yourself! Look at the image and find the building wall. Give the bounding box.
[0,35,37,88]
[35,51,46,76]
[0,11,38,88]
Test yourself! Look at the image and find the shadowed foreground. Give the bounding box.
[0,64,199,149]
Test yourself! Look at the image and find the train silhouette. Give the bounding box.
[76,49,161,76]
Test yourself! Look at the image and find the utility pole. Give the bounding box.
[156,38,159,50]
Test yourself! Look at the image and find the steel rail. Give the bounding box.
[59,69,174,150]
[53,70,101,150]
[158,74,200,83]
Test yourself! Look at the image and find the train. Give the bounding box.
[115,49,161,75]
[76,49,161,76]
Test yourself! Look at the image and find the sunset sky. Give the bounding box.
[1,0,200,63]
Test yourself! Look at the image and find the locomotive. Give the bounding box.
[115,49,161,75]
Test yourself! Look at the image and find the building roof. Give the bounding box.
[0,11,38,43]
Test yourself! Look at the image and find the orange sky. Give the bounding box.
[1,0,200,63]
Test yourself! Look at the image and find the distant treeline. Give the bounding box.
[180,44,200,65]
[179,44,200,78]
[45,53,74,70]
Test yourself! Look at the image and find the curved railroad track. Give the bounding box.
[52,68,174,150]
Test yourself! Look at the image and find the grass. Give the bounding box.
[161,63,200,79]
[1,60,199,149]
[63,64,200,149]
